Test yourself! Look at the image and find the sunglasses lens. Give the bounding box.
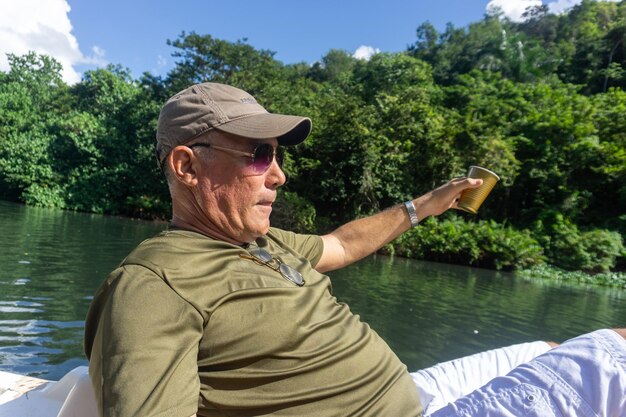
[279,263,304,286]
[245,246,304,286]
[251,144,276,173]
[249,247,273,262]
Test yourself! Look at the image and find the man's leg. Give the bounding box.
[428,329,626,417]
[410,340,554,414]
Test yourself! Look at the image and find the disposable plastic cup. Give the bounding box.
[457,166,500,214]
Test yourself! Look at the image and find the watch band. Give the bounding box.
[404,200,419,228]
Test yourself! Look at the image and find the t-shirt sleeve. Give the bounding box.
[87,265,204,417]
[268,227,324,267]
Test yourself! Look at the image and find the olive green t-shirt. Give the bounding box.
[84,228,422,417]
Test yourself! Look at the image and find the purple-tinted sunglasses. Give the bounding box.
[189,142,283,175]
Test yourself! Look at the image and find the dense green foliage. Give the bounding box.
[386,215,545,271]
[1,1,625,276]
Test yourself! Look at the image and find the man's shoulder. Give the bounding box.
[265,227,324,266]
[265,227,293,243]
[121,229,234,272]
[266,227,320,242]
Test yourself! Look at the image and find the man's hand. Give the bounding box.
[416,177,483,219]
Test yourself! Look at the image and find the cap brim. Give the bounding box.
[215,113,312,146]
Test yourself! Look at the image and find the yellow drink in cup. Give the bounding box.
[457,166,500,214]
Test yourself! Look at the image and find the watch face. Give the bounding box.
[405,201,419,227]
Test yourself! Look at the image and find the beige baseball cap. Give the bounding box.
[156,82,312,165]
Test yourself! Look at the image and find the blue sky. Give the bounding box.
[0,0,617,83]
[66,0,489,79]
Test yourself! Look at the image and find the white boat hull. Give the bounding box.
[0,366,97,417]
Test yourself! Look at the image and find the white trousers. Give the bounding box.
[411,329,626,417]
[410,340,552,414]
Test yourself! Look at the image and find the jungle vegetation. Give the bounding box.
[1,0,624,277]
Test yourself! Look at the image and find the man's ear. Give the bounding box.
[168,146,199,186]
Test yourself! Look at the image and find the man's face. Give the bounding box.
[192,132,286,244]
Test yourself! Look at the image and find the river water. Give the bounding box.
[1,200,625,380]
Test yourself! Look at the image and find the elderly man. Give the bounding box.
[85,83,626,417]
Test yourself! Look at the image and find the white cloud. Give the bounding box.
[486,0,542,22]
[353,45,380,61]
[0,0,106,84]
[157,55,167,68]
[90,46,106,62]
[546,0,580,13]
[149,55,168,76]
[548,0,621,14]
[487,0,623,21]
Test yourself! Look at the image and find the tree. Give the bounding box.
[0,53,69,206]
[165,32,284,95]
[307,49,357,83]
[65,66,167,216]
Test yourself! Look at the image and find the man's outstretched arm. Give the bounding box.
[315,177,482,273]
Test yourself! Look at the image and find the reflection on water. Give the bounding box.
[1,200,625,380]
[0,200,166,379]
[328,255,626,371]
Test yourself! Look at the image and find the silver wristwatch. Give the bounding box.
[404,200,419,228]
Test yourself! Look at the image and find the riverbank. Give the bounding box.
[517,265,626,289]
[2,198,624,288]
[375,215,625,279]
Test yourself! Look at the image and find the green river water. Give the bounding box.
[1,200,625,380]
